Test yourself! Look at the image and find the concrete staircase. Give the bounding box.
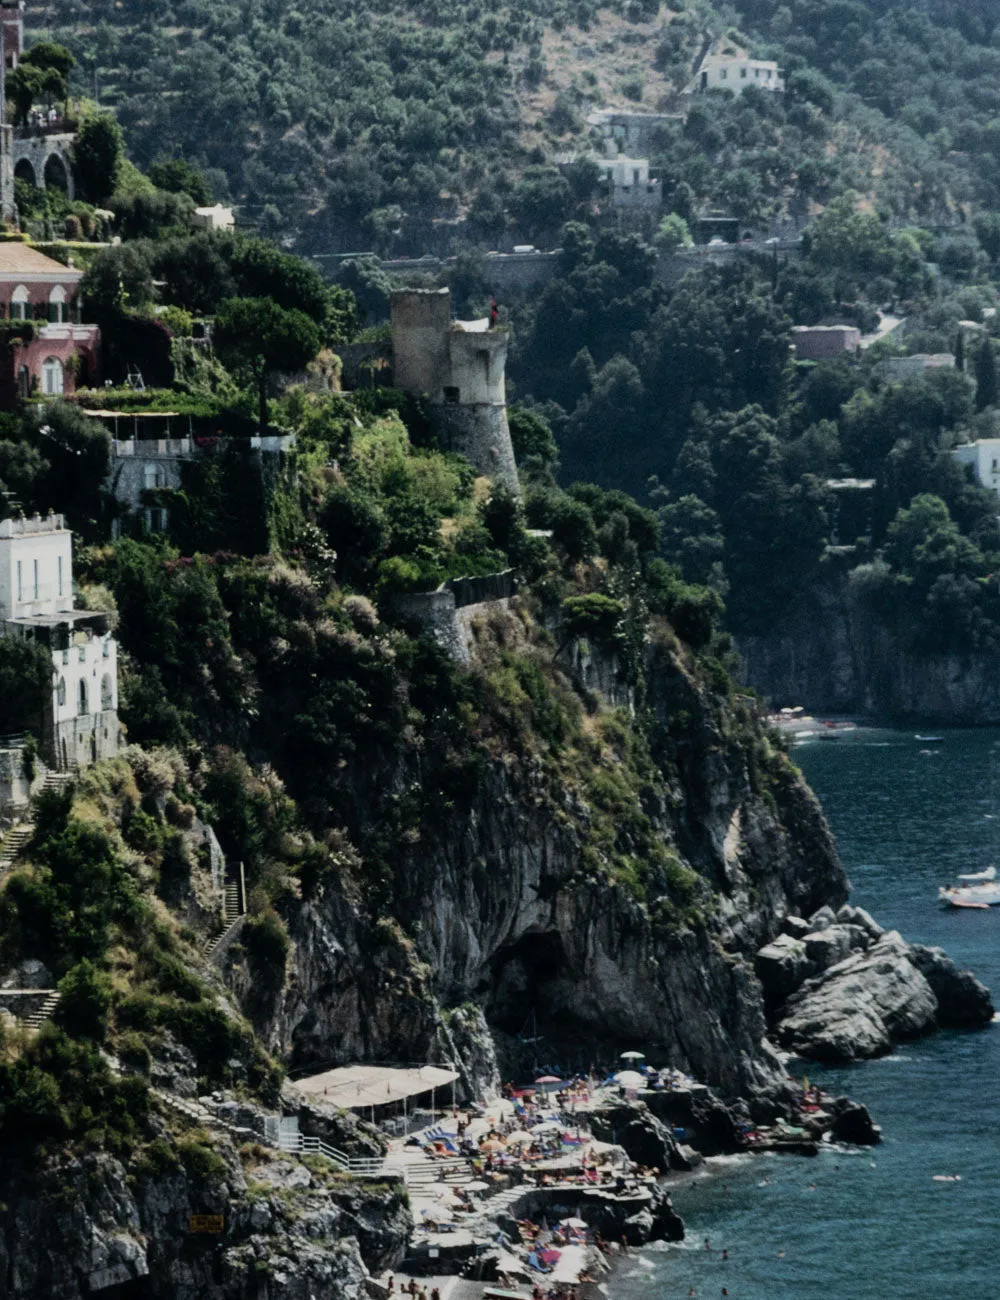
[24,990,61,1031]
[203,870,247,960]
[0,822,32,873]
[41,769,76,795]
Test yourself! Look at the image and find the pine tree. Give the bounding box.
[975,336,997,411]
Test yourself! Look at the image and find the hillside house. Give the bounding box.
[952,440,1000,498]
[0,513,119,770]
[792,326,861,360]
[594,156,662,212]
[0,244,100,406]
[686,55,784,97]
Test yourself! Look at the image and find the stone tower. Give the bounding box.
[390,288,520,497]
[0,0,23,69]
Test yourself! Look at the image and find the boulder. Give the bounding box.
[804,926,855,969]
[851,907,885,941]
[782,915,811,939]
[774,932,938,1062]
[756,933,813,1000]
[807,905,838,932]
[908,944,994,1027]
[829,1096,881,1146]
[588,1101,677,1172]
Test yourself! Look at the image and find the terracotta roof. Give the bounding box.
[0,244,82,277]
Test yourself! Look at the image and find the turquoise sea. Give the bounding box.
[616,727,1000,1300]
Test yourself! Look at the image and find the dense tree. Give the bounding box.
[213,297,322,432]
[73,114,125,203]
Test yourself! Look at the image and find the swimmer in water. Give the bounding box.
[777,1250,786,1258]
[705,1238,711,1251]
[722,1250,729,1261]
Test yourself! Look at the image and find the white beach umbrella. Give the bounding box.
[614,1070,645,1088]
[620,1050,646,1060]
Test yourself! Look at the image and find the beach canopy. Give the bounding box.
[620,1050,645,1060]
[480,1137,506,1153]
[292,1062,458,1111]
[530,1119,563,1133]
[535,1075,561,1084]
[614,1069,645,1088]
[506,1129,534,1143]
[560,1217,588,1229]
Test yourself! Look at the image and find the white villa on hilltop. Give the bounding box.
[0,513,119,770]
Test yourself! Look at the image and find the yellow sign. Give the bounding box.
[189,1215,224,1235]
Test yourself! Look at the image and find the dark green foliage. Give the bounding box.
[73,114,125,204]
[0,636,50,735]
[243,910,290,989]
[148,159,212,205]
[214,297,321,431]
[561,593,625,642]
[56,959,113,1041]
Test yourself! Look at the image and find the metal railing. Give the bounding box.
[277,1131,402,1179]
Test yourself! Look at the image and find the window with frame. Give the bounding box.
[42,357,64,395]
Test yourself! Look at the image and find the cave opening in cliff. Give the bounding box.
[489,929,572,1034]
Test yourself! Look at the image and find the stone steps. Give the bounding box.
[0,823,32,872]
[24,990,61,1031]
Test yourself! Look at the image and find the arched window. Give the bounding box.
[78,678,88,716]
[56,677,66,707]
[48,286,67,324]
[101,673,113,710]
[11,285,29,321]
[42,357,64,396]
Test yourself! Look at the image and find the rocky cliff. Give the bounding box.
[250,611,848,1104]
[739,581,1000,722]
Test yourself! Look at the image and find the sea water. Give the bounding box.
[617,727,1000,1300]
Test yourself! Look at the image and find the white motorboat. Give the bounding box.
[939,881,1000,909]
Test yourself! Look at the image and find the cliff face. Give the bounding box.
[0,1142,410,1300]
[739,583,1000,722]
[259,621,847,1102]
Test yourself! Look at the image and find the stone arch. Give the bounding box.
[14,157,35,187]
[43,152,69,193]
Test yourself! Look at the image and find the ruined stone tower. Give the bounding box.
[390,288,520,497]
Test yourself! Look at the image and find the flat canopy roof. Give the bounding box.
[82,409,183,419]
[293,1064,459,1109]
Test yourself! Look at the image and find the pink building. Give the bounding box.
[791,325,861,361]
[0,244,101,406]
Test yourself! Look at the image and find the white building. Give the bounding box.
[192,204,235,232]
[0,514,119,770]
[952,440,1000,497]
[593,156,662,211]
[687,55,784,97]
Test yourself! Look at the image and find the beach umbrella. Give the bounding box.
[506,1129,534,1143]
[530,1119,563,1133]
[535,1075,562,1087]
[465,1179,490,1191]
[620,1050,645,1060]
[560,1217,588,1229]
[614,1069,645,1088]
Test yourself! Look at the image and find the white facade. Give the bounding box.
[952,440,1000,496]
[691,56,784,96]
[0,513,119,770]
[0,514,74,622]
[593,157,662,211]
[193,204,235,231]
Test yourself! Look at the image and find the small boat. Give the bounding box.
[915,735,944,743]
[939,882,1000,908]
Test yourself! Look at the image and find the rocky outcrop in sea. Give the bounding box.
[757,905,994,1061]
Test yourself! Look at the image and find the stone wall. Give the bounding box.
[432,400,520,497]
